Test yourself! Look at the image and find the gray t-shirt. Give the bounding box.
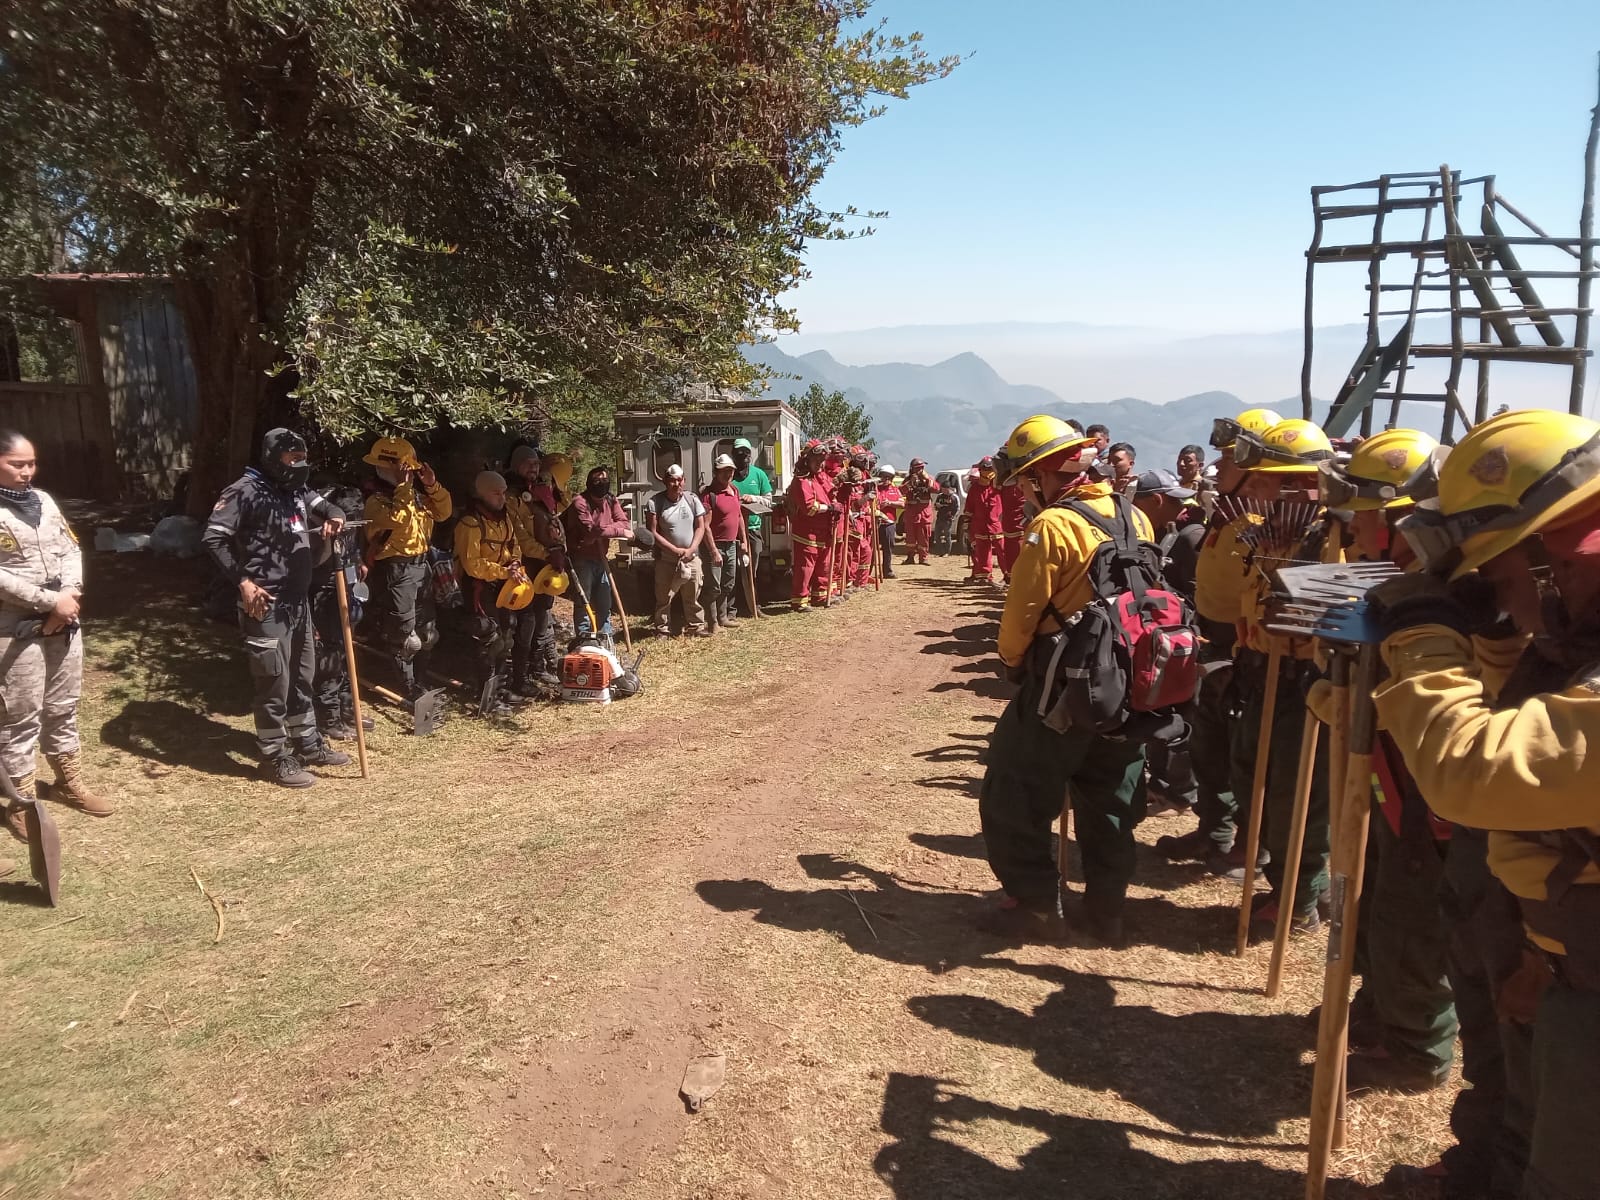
[650,490,704,553]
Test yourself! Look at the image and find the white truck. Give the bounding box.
[613,389,804,588]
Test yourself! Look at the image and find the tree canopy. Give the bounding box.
[790,381,874,448]
[0,0,952,509]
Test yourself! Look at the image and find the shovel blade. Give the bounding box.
[412,687,445,736]
[24,800,60,906]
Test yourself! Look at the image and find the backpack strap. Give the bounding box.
[1057,493,1151,605]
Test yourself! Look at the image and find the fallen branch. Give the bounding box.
[115,990,140,1024]
[843,889,879,941]
[189,868,225,944]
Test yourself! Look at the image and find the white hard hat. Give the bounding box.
[876,464,895,476]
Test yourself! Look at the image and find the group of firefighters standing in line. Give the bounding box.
[977,402,1600,1200]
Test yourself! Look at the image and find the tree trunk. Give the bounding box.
[176,255,268,518]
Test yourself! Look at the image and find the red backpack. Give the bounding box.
[1035,493,1200,742]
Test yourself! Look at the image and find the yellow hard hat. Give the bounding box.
[543,452,576,493]
[999,415,1097,484]
[1399,410,1600,579]
[362,436,420,471]
[497,575,535,611]
[532,563,570,596]
[1319,428,1440,511]
[1210,408,1282,450]
[1238,418,1334,474]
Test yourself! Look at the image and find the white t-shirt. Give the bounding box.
[650,490,704,551]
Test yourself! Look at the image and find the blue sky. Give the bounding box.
[790,1,1600,335]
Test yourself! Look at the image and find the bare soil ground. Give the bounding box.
[0,550,1451,1199]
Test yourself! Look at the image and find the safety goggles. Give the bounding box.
[1316,451,1441,509]
[1232,429,1334,471]
[1210,418,1242,449]
[1399,434,1600,572]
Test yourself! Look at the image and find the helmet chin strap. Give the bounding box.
[1522,535,1598,660]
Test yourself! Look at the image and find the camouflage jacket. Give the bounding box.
[0,488,83,637]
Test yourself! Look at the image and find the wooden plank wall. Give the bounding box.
[0,383,110,498]
[97,281,198,496]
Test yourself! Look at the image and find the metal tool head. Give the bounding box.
[412,687,445,735]
[1264,561,1403,646]
[25,800,60,906]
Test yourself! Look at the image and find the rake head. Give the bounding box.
[1263,561,1403,646]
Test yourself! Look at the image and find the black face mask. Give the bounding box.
[260,427,310,490]
[0,484,42,527]
[589,479,611,497]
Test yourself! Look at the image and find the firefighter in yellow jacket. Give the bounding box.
[455,471,534,717]
[363,436,451,701]
[978,415,1153,948]
[1373,408,1600,1200]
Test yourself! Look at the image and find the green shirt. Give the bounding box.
[731,465,773,533]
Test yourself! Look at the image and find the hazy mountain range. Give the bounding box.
[744,318,1582,471]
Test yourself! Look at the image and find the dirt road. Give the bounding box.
[2,553,1448,1198]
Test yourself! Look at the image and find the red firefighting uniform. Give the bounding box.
[902,471,939,560]
[965,479,1004,576]
[786,472,835,606]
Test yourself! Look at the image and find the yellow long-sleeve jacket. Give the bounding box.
[1195,517,1255,626]
[365,479,452,562]
[453,505,529,582]
[997,481,1153,667]
[506,492,560,561]
[1374,625,1600,952]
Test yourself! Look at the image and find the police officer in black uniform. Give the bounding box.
[202,429,352,788]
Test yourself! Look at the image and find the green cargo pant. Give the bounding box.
[1188,664,1240,852]
[1524,981,1600,1200]
[979,674,1146,919]
[1364,806,1457,1072]
[1229,656,1329,916]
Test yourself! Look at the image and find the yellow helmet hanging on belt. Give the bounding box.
[1238,418,1335,474]
[999,415,1098,484]
[1399,410,1600,579]
[1319,428,1440,511]
[363,436,420,472]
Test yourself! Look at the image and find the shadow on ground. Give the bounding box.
[874,1071,1343,1200]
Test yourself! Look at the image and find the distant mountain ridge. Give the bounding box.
[742,339,1314,472]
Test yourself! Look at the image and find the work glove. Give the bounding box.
[547,548,569,573]
[1370,572,1499,639]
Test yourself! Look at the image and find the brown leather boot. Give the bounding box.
[4,772,35,841]
[46,752,114,816]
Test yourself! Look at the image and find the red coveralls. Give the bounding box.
[901,471,939,561]
[999,483,1027,579]
[964,480,1004,577]
[786,472,834,607]
[850,501,873,585]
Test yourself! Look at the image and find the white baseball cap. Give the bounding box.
[713,453,735,469]
[665,464,685,479]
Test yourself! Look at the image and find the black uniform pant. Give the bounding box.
[239,599,321,762]
[1439,828,1533,1199]
[979,672,1146,919]
[468,580,515,687]
[510,561,556,683]
[372,556,436,695]
[309,581,354,725]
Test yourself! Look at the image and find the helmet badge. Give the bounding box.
[1468,447,1510,487]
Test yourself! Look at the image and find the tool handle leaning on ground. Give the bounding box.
[743,547,763,618]
[332,569,370,779]
[1305,642,1381,1200]
[1234,641,1284,957]
[1266,709,1320,997]
[1323,649,1354,1148]
[608,573,634,653]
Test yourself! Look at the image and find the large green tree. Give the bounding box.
[0,1,951,511]
[790,381,873,447]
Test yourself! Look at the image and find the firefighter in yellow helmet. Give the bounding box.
[977,415,1154,948]
[1311,429,1467,1098]
[1157,407,1287,870]
[362,436,452,701]
[455,471,536,717]
[1371,409,1600,1199]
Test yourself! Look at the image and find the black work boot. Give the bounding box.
[1154,828,1217,861]
[1346,1047,1451,1095]
[976,898,1068,945]
[299,742,352,768]
[266,755,316,789]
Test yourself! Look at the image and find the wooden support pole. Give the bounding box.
[332,569,370,779]
[1306,643,1382,1200]
[1266,710,1320,997]
[1235,642,1284,957]
[1572,53,1600,417]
